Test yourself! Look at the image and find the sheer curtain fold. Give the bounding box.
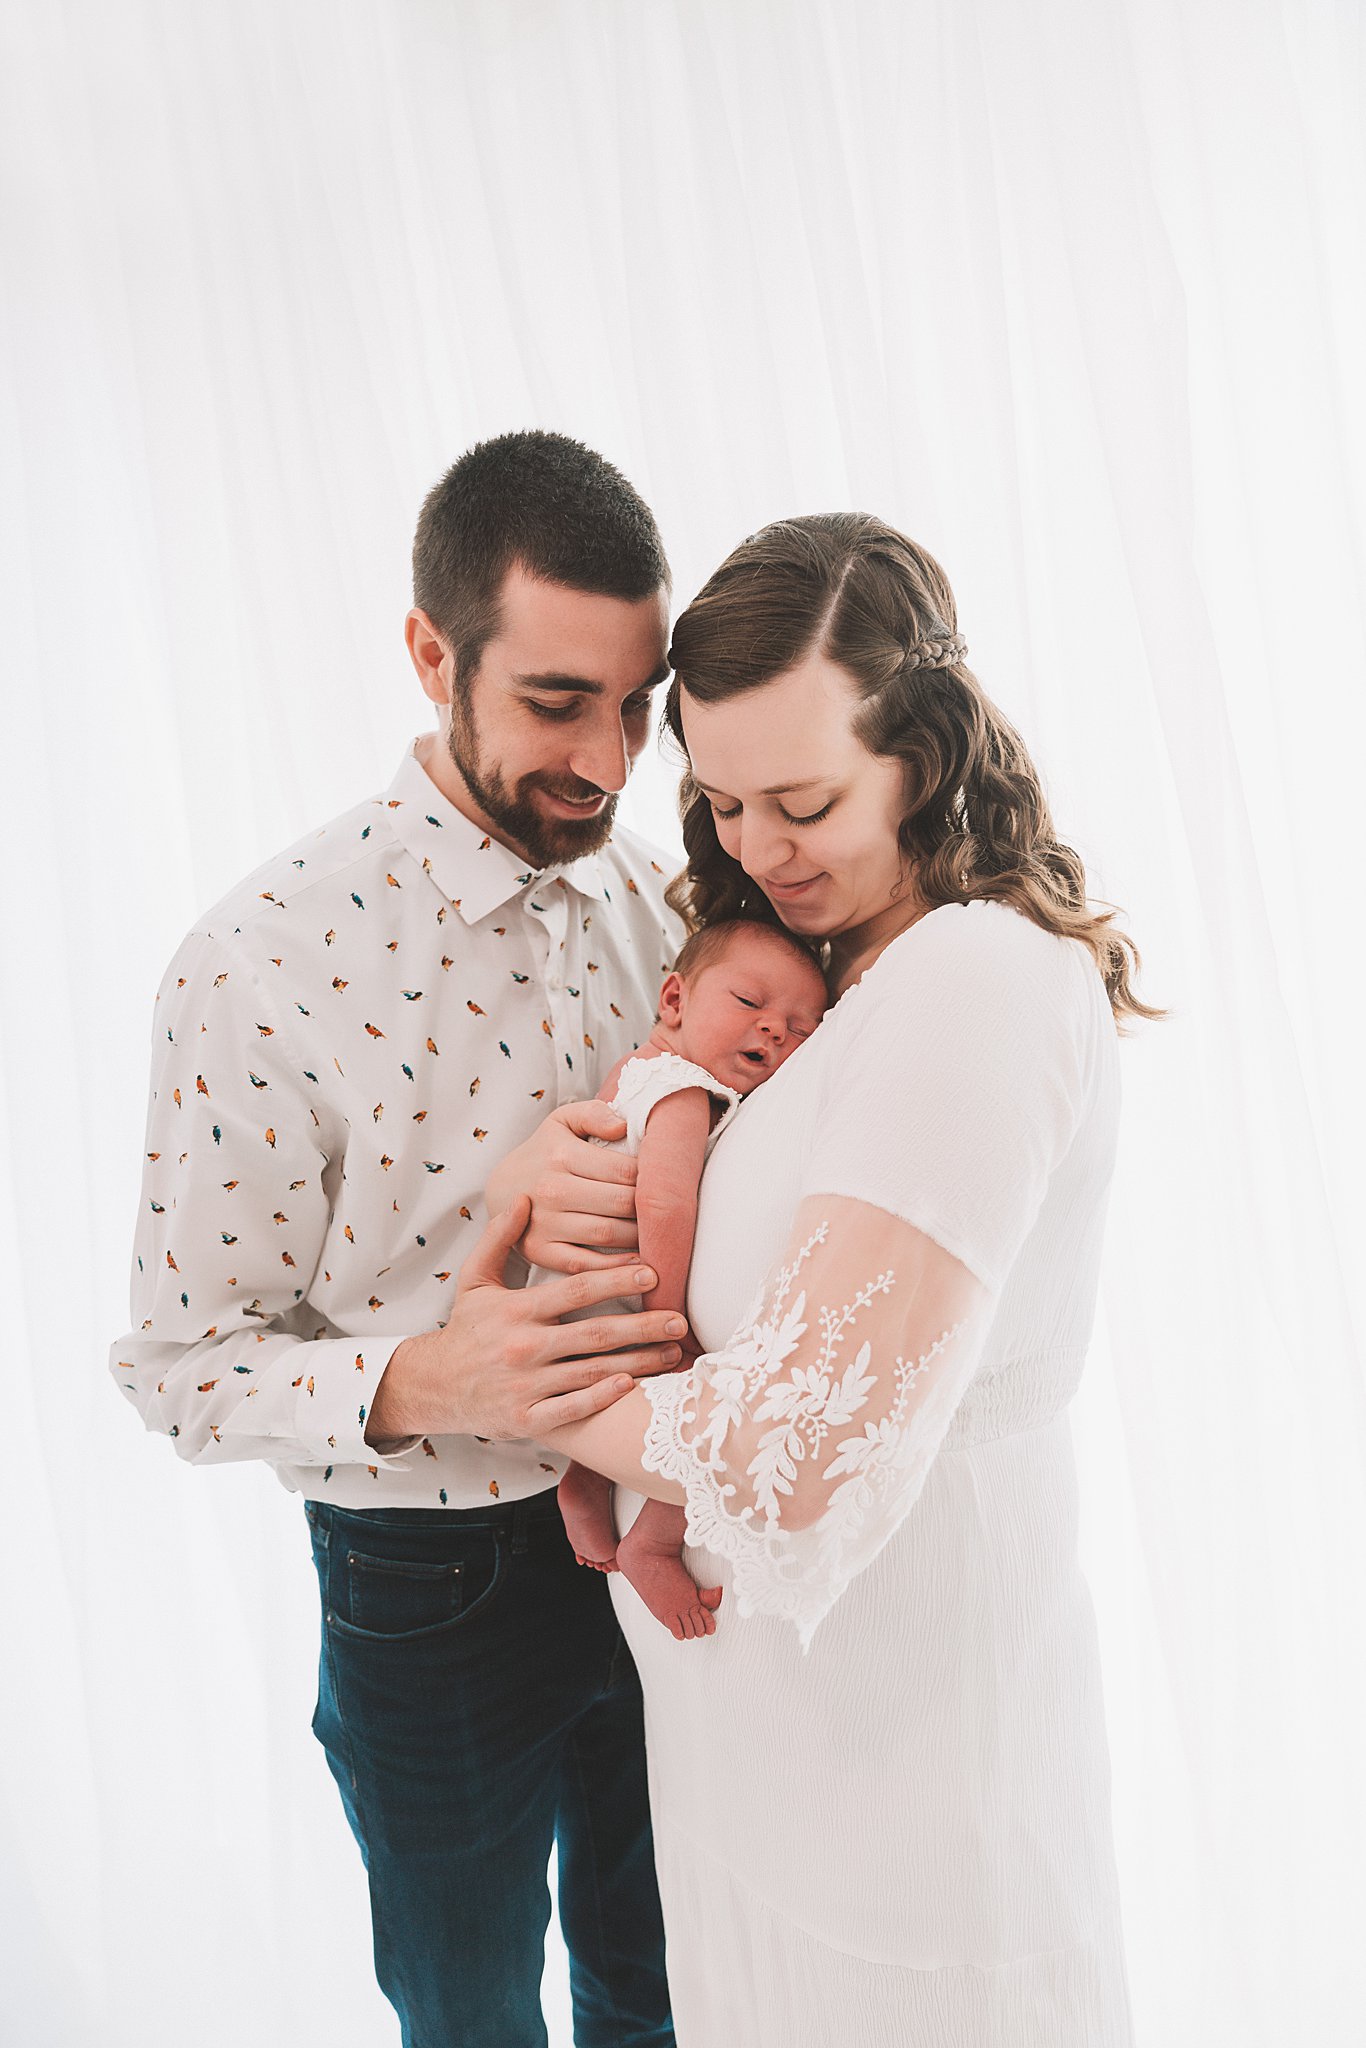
[2,2,1362,2043]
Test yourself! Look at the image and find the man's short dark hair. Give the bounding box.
[412,430,670,685]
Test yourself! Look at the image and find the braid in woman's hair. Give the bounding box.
[855,637,1160,1026]
[662,511,1161,1027]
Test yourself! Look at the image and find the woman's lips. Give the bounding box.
[765,873,824,897]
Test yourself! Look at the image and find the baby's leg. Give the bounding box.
[617,1499,724,1641]
[557,1461,620,1571]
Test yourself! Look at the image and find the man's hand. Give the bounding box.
[364,1197,687,1446]
[483,1099,640,1273]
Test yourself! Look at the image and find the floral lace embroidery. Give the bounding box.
[641,1219,978,1649]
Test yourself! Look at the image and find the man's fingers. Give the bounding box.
[457,1196,532,1291]
[534,1261,659,1319]
[541,1345,683,1395]
[525,1374,640,1434]
[534,1265,687,1333]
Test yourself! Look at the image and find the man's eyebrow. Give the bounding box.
[515,661,671,698]
[693,775,828,797]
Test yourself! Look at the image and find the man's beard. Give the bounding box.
[445,696,619,869]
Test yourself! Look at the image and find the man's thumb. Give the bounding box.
[459,1195,531,1290]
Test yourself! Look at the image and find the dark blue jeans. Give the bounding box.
[305,1490,674,2048]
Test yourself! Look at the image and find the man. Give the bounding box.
[111,431,686,2046]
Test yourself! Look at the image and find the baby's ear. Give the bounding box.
[657,971,685,1027]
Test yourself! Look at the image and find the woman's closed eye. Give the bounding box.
[708,797,834,827]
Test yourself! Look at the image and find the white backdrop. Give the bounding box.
[2,1,1364,2043]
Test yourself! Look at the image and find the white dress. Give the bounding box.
[610,902,1135,2046]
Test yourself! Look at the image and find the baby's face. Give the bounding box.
[673,933,828,1095]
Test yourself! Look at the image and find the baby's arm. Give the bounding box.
[633,1087,714,1321]
[610,1085,725,1639]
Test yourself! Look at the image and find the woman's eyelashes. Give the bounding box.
[708,797,834,826]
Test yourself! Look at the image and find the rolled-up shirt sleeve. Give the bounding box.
[109,929,420,1472]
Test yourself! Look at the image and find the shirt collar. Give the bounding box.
[382,741,610,925]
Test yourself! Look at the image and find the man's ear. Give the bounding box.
[405,608,454,707]
[656,972,685,1031]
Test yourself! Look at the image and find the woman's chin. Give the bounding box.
[768,895,832,934]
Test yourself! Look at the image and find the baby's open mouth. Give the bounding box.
[740,1049,766,1065]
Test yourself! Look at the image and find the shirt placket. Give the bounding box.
[526,878,581,1107]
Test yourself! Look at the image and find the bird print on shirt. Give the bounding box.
[112,745,682,1510]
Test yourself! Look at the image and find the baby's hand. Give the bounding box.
[675,1332,705,1374]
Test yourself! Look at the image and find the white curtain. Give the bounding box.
[2,2,1362,2042]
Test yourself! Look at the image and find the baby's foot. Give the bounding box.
[557,1465,619,1572]
[618,1523,724,1641]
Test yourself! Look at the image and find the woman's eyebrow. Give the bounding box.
[694,775,826,796]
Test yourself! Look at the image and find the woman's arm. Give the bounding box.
[543,1384,687,1503]
[538,1191,987,1559]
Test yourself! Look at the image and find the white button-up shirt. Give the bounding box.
[110,741,683,1509]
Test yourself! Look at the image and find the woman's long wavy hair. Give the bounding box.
[663,513,1160,1029]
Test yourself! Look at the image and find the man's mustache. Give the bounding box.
[534,777,611,803]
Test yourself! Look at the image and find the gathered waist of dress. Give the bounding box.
[938,1347,1087,1451]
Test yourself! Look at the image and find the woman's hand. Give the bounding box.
[484,1099,642,1273]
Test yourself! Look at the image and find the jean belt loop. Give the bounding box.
[511,1497,530,1556]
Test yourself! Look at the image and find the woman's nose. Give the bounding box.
[739,814,793,879]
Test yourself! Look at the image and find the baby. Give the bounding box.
[555,918,829,1641]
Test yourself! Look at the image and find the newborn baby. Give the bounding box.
[555,918,829,1640]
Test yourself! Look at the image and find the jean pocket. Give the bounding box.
[332,1533,504,1641]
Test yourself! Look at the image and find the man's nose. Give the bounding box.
[569,715,631,794]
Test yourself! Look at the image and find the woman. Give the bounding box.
[522,514,1153,2043]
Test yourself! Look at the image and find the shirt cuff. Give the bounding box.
[234,1334,422,1471]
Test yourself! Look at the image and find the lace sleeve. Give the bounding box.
[640,1192,990,1651]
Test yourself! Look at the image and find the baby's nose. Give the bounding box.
[758,1013,787,1042]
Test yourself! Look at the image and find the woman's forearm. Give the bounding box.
[541,1384,686,1504]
